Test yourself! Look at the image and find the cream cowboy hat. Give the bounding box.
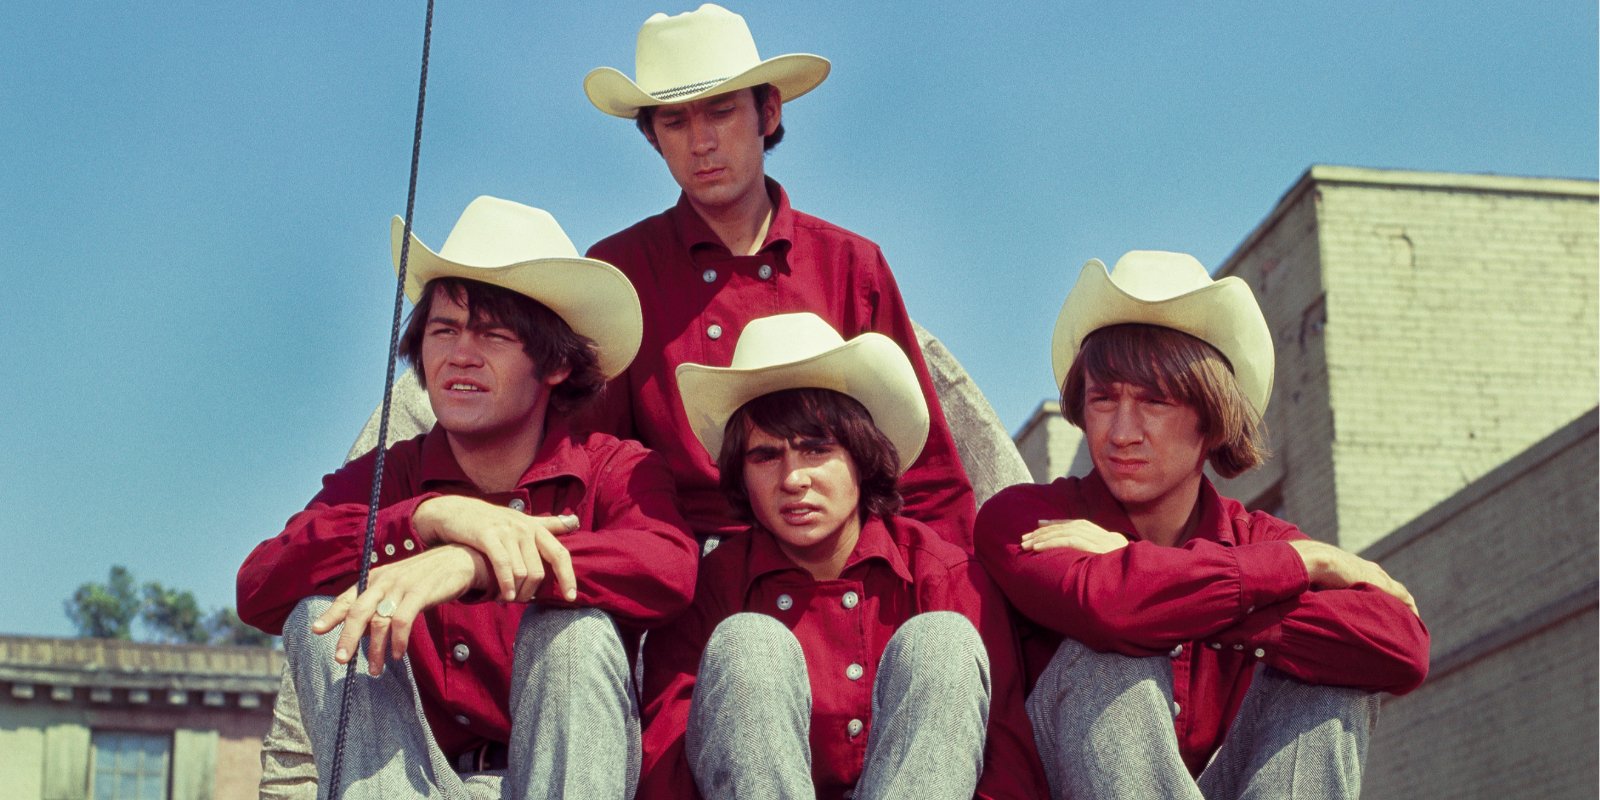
[1051,250,1275,416]
[676,313,929,473]
[390,196,643,379]
[584,3,831,119]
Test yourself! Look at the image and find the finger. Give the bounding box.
[335,592,379,666]
[482,538,521,603]
[313,590,357,635]
[515,535,543,602]
[538,532,577,602]
[365,611,392,676]
[533,514,581,535]
[388,593,427,659]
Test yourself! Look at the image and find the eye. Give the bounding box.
[426,324,457,337]
[484,329,518,343]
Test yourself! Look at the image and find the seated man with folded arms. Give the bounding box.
[237,197,698,799]
[975,251,1430,799]
[637,312,1045,800]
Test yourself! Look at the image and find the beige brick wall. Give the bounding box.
[1360,410,1597,799]
[1214,179,1339,534]
[1014,401,1087,483]
[1316,170,1599,551]
[1217,167,1599,551]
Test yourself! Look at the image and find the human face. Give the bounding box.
[1083,378,1208,537]
[742,424,863,575]
[649,88,780,217]
[420,286,565,444]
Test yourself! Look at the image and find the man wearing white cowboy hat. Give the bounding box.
[635,312,1046,799]
[237,196,698,798]
[974,251,1430,799]
[581,4,978,549]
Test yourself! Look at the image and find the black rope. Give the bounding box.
[325,1,435,796]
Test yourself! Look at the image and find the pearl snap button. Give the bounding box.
[1254,648,1266,658]
[403,539,415,551]
[842,591,859,609]
[702,268,717,283]
[776,594,793,611]
[707,324,723,339]
[847,718,864,737]
[846,663,864,681]
[455,714,470,726]
[1169,644,1183,658]
[509,498,526,512]
[758,264,773,280]
[452,644,470,663]
[384,543,395,556]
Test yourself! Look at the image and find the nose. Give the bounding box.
[446,332,486,367]
[1108,400,1144,446]
[689,113,717,155]
[779,452,810,493]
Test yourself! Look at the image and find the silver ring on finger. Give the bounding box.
[376,598,398,618]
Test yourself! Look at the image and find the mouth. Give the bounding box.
[1106,457,1146,476]
[778,503,820,525]
[443,380,487,393]
[693,166,726,181]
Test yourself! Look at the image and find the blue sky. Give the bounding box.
[3,2,1595,638]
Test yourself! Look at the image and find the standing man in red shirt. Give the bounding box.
[975,251,1430,799]
[639,313,1044,799]
[581,3,976,547]
[237,197,698,798]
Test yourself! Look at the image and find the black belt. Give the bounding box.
[455,741,510,773]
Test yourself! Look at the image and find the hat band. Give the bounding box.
[650,76,734,101]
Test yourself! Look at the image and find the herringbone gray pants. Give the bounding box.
[686,610,990,799]
[284,598,639,799]
[1026,638,1379,800]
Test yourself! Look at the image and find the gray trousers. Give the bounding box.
[685,611,991,800]
[284,598,640,800]
[1026,638,1380,800]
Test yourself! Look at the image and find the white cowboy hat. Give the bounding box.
[676,313,928,473]
[584,3,831,119]
[390,196,643,379]
[1051,250,1275,416]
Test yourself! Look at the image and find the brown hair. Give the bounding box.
[399,278,605,414]
[1060,323,1268,478]
[716,388,902,523]
[636,84,785,152]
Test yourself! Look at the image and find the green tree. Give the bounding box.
[65,566,141,640]
[207,607,277,647]
[66,565,278,647]
[141,582,210,644]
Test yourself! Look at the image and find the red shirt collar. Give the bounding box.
[666,177,796,255]
[742,514,916,591]
[1079,470,1236,547]
[415,419,591,493]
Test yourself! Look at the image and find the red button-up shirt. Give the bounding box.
[583,180,976,547]
[975,472,1429,775]
[639,515,1047,800]
[237,424,698,760]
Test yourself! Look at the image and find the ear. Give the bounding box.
[543,362,573,387]
[759,86,783,137]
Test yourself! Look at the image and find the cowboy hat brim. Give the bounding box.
[676,332,929,474]
[584,53,831,119]
[391,217,644,379]
[1051,259,1274,415]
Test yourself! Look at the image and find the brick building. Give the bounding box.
[0,636,281,800]
[1015,164,1600,798]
